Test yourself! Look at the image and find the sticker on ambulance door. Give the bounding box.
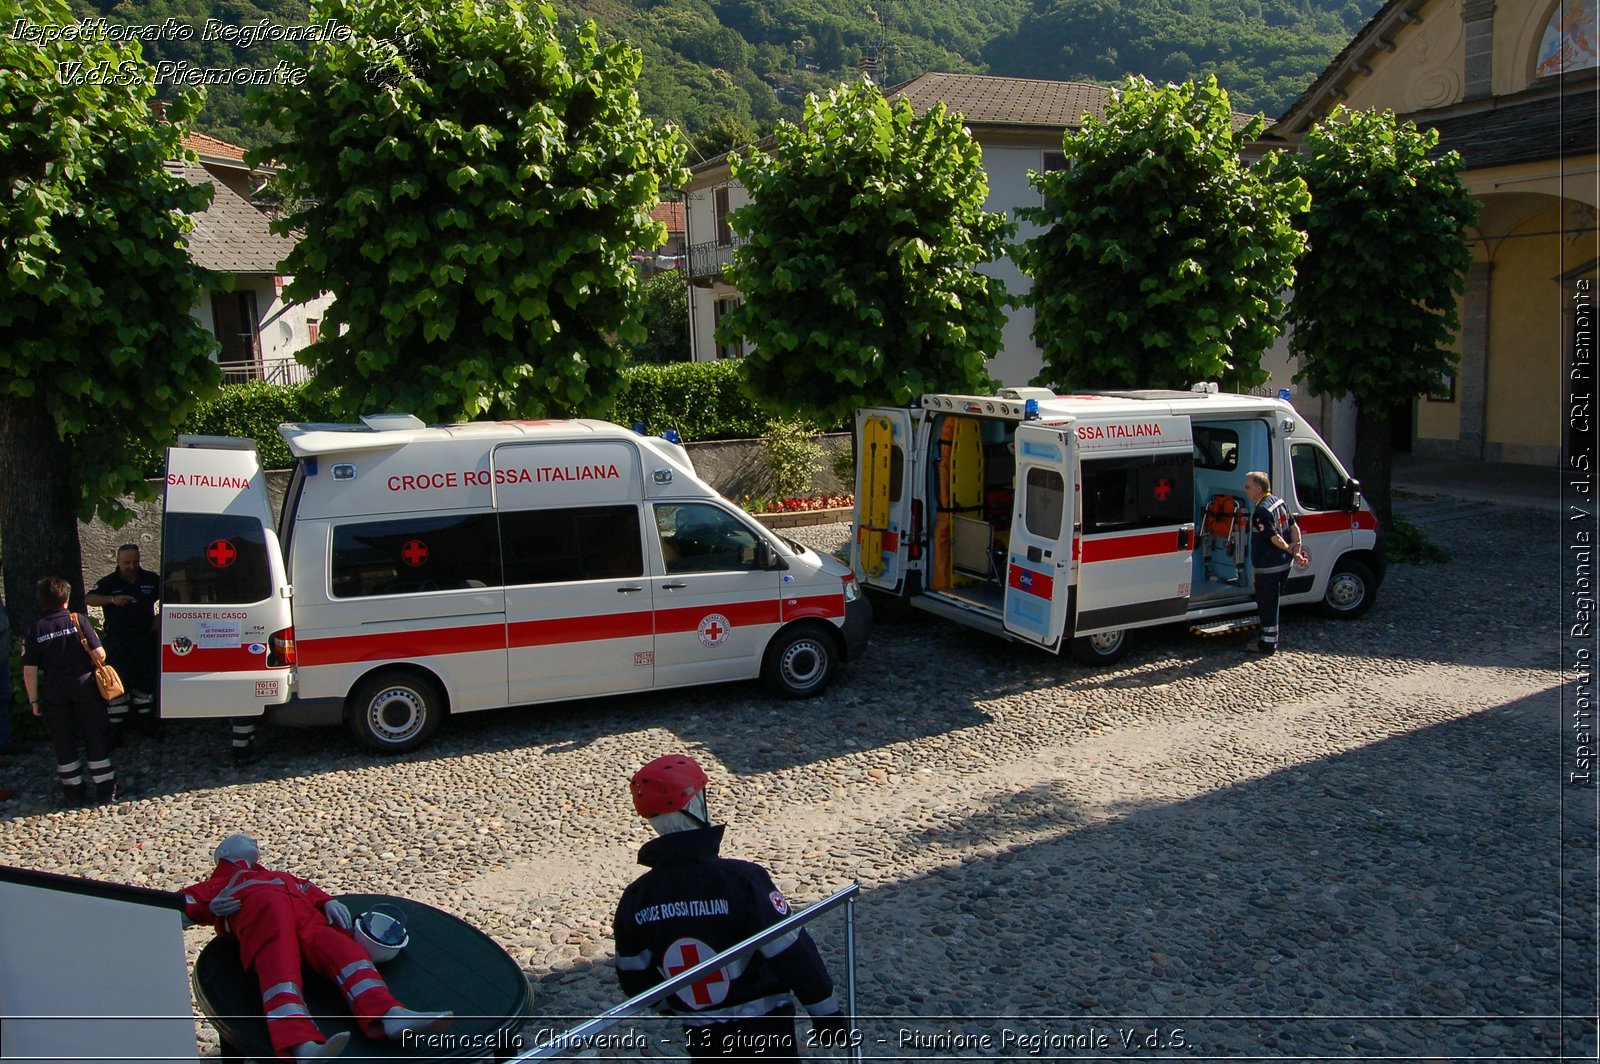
[205,540,238,568]
[697,614,731,648]
[197,619,242,648]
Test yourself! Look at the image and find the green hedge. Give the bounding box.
[145,363,771,476]
[604,360,768,441]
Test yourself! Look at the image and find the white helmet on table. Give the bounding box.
[353,904,409,963]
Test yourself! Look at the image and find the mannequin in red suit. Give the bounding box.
[182,834,452,1061]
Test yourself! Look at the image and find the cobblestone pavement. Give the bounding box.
[0,499,1585,1061]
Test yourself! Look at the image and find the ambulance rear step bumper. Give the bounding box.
[265,696,345,728]
[1189,614,1261,637]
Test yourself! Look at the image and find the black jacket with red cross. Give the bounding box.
[613,825,839,1025]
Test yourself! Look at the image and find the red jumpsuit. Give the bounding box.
[183,860,404,1058]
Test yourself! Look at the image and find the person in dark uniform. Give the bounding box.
[20,577,116,805]
[86,544,161,740]
[614,754,847,1061]
[1244,470,1307,655]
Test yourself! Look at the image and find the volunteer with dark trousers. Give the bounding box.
[21,576,116,805]
[85,543,161,740]
[614,754,847,1061]
[1244,470,1307,655]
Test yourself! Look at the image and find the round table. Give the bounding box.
[193,893,531,1061]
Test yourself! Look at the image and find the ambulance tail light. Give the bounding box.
[909,500,924,560]
[269,627,296,668]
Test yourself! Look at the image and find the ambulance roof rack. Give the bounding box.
[360,413,427,432]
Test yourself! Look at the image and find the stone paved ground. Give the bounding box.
[0,497,1587,1061]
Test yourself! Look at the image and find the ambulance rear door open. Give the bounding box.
[1003,422,1076,650]
[853,407,921,593]
[160,437,294,719]
[1072,416,1196,637]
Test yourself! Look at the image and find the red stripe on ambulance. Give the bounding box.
[508,613,654,648]
[1007,564,1054,599]
[1298,512,1379,535]
[297,622,506,667]
[781,593,846,622]
[1079,530,1181,563]
[162,645,283,672]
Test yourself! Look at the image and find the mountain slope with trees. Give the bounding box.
[65,0,1375,151]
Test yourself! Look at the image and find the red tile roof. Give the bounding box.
[181,131,248,162]
[651,201,685,231]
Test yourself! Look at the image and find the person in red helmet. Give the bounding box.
[613,755,849,1060]
[181,834,452,1061]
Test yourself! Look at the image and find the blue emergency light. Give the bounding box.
[1278,389,1292,402]
[1024,399,1040,420]
[662,428,681,444]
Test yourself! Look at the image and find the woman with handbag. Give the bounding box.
[20,577,117,806]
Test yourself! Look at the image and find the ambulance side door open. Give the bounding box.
[161,439,294,719]
[1003,423,1076,650]
[853,407,921,593]
[1072,416,1196,636]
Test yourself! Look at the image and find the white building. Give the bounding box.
[176,131,333,385]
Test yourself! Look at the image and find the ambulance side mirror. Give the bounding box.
[755,541,788,572]
[1338,477,1362,512]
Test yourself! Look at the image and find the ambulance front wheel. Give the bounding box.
[761,624,838,698]
[348,670,444,753]
[1070,629,1129,666]
[1319,558,1376,619]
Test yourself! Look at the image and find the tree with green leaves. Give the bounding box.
[628,269,691,364]
[720,81,1012,426]
[1283,106,1478,528]
[251,0,689,421]
[1017,76,1308,392]
[1,0,220,631]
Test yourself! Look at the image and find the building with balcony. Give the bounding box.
[176,131,333,385]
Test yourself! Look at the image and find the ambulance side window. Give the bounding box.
[1291,443,1344,512]
[500,506,644,585]
[1022,468,1065,541]
[330,514,502,598]
[655,504,761,574]
[1081,456,1195,533]
[163,513,273,605]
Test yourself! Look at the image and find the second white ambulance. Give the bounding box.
[853,385,1383,662]
[159,415,870,752]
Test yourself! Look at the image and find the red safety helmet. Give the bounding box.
[631,755,709,817]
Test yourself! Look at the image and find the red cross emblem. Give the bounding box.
[205,540,237,568]
[1153,478,1173,502]
[697,614,730,648]
[401,540,429,567]
[662,938,729,1008]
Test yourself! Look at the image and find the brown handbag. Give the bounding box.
[70,612,126,702]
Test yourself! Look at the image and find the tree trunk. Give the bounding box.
[1353,403,1395,531]
[0,397,86,633]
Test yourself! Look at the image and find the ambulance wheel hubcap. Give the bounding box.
[1086,631,1124,654]
[779,639,828,690]
[1327,572,1365,610]
[366,688,425,743]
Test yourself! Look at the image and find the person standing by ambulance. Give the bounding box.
[86,544,161,741]
[21,577,116,805]
[1244,470,1308,655]
[614,754,847,1061]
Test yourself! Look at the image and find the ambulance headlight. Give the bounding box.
[842,577,860,603]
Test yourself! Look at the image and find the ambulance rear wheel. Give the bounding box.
[1319,558,1376,619]
[348,670,443,753]
[762,624,837,698]
[1070,629,1129,666]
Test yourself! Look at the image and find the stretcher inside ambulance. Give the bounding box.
[159,416,870,752]
[853,386,1383,663]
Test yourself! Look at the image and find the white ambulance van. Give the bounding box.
[852,385,1383,662]
[159,415,870,752]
